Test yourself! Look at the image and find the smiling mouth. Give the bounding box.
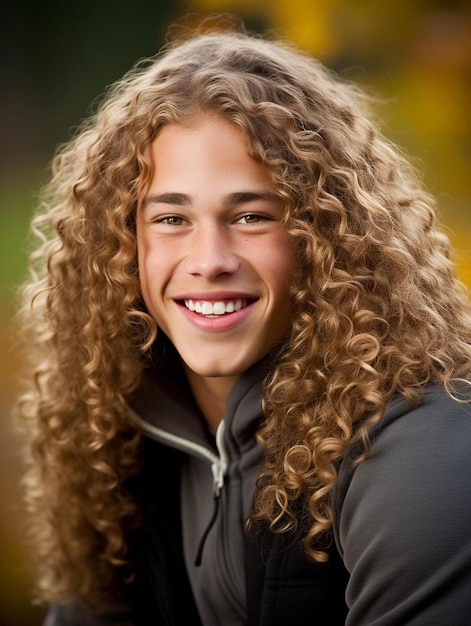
[182,298,251,317]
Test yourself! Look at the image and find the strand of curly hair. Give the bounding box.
[16,26,471,606]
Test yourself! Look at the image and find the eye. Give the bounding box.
[155,215,185,226]
[236,214,268,224]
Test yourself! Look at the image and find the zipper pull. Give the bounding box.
[211,459,225,497]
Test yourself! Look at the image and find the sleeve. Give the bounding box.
[335,391,471,626]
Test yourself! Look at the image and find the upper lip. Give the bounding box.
[173,291,258,301]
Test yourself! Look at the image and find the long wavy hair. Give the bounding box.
[17,25,471,605]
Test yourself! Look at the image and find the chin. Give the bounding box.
[184,356,253,379]
[191,365,244,378]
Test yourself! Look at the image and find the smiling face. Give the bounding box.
[136,116,293,415]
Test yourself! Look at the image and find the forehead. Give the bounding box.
[142,117,277,195]
[147,115,249,160]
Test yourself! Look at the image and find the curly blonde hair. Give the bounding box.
[17,25,471,605]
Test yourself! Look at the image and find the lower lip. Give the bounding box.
[176,300,256,332]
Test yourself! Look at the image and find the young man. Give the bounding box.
[18,26,471,625]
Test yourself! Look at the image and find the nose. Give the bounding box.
[184,223,240,280]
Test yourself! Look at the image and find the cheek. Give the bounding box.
[137,241,178,314]
[136,238,163,308]
[265,238,294,295]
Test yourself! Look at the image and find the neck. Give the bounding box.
[183,367,237,430]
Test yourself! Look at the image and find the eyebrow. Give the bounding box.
[140,190,281,212]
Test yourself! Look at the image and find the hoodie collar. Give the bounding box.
[129,338,274,459]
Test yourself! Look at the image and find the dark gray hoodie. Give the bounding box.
[130,350,270,625]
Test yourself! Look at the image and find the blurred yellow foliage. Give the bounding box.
[191,0,340,55]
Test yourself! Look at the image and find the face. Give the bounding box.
[137,116,293,393]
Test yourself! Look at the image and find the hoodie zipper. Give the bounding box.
[193,422,230,565]
[130,409,229,555]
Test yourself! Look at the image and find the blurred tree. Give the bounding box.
[2,0,184,173]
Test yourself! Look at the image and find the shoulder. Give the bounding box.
[376,384,471,441]
[337,386,471,495]
[335,386,471,546]
[360,386,471,487]
[332,386,471,624]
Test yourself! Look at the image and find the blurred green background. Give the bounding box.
[1,1,470,624]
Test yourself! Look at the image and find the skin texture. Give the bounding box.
[137,116,293,427]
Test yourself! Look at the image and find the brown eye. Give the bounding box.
[157,215,184,225]
[238,214,267,224]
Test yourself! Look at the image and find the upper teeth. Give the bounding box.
[184,299,247,315]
